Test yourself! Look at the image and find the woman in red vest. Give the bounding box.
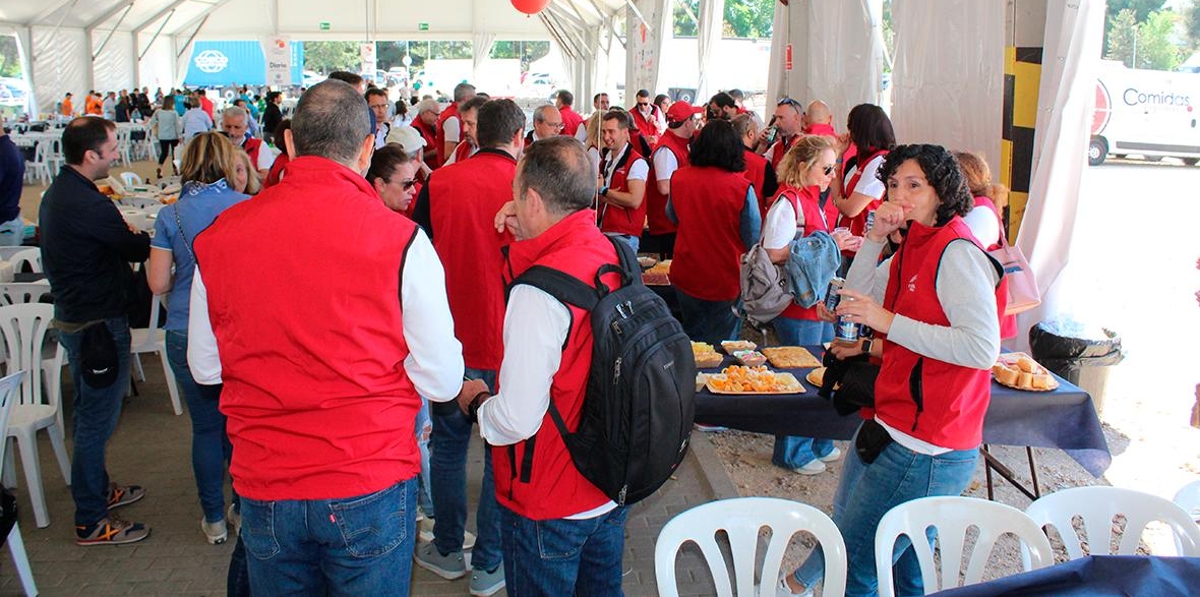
[778,145,1006,597]
[956,150,1017,340]
[667,120,761,345]
[834,104,895,264]
[762,135,855,475]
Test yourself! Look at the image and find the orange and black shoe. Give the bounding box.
[107,484,146,510]
[75,515,150,546]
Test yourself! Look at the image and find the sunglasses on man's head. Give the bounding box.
[777,97,801,107]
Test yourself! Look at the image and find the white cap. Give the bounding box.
[386,124,426,155]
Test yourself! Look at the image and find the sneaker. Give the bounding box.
[75,515,150,546]
[416,517,476,551]
[414,542,467,580]
[772,577,814,597]
[818,447,843,463]
[693,423,728,432]
[791,459,826,475]
[202,517,228,545]
[469,565,506,597]
[227,503,241,536]
[107,484,146,510]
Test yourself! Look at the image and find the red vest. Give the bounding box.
[645,132,690,235]
[670,166,751,302]
[243,137,264,169]
[450,140,474,165]
[263,151,288,188]
[803,123,837,137]
[494,210,618,520]
[428,149,517,371]
[875,217,1006,449]
[194,156,421,501]
[742,148,769,219]
[413,118,440,169]
[840,148,889,255]
[559,106,584,137]
[435,104,460,166]
[631,106,661,145]
[598,144,647,237]
[769,134,797,171]
[777,185,839,321]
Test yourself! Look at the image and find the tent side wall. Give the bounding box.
[31,26,90,116]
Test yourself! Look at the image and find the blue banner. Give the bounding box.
[184,41,304,87]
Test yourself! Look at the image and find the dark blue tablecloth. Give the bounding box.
[693,347,1111,477]
[932,555,1199,596]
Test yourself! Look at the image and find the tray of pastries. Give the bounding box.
[721,340,757,353]
[706,365,804,395]
[691,342,724,368]
[642,259,671,286]
[762,346,822,369]
[733,350,767,367]
[992,352,1058,391]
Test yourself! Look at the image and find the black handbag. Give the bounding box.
[818,349,879,416]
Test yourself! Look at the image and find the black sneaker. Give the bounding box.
[75,515,151,546]
[107,484,146,510]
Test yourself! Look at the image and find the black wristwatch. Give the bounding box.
[600,186,609,197]
[861,339,873,355]
[467,391,491,420]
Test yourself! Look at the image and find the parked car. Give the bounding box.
[0,77,28,107]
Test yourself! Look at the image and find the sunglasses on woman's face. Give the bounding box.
[396,178,416,190]
[822,165,836,176]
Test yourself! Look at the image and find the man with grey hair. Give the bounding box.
[188,80,470,594]
[221,105,274,178]
[438,81,477,164]
[524,104,563,147]
[411,98,441,167]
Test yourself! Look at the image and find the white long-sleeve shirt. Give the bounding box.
[187,229,464,402]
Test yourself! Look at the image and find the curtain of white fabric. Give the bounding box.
[804,0,883,127]
[1013,0,1106,348]
[93,31,135,94]
[765,1,790,105]
[696,0,725,101]
[31,26,88,117]
[625,0,671,100]
[890,0,1004,173]
[471,31,496,84]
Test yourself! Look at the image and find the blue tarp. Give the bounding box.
[184,41,304,87]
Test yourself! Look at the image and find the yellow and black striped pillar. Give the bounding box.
[1001,46,1041,242]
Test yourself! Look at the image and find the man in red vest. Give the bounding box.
[596,110,648,253]
[803,100,837,137]
[221,106,275,179]
[438,82,476,165]
[411,98,441,168]
[734,113,777,218]
[410,99,526,597]
[197,89,214,120]
[188,79,469,594]
[442,96,487,166]
[467,136,625,595]
[629,89,661,145]
[554,89,584,137]
[643,100,703,257]
[762,97,805,171]
[523,104,562,147]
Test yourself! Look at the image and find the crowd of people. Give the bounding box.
[32,67,1013,596]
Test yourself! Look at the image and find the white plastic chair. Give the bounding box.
[655,497,846,597]
[874,496,1054,596]
[0,304,71,529]
[0,371,38,596]
[23,141,51,186]
[1174,480,1200,523]
[0,247,32,262]
[8,249,41,274]
[0,282,52,307]
[119,171,142,187]
[1025,486,1200,559]
[130,294,182,415]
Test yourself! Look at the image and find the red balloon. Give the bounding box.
[511,0,551,15]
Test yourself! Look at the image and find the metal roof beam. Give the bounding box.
[85,1,136,32]
[133,0,192,34]
[27,0,78,27]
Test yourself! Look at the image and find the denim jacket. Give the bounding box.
[785,230,841,308]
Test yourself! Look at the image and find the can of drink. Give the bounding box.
[835,315,860,345]
[865,210,876,233]
[825,277,845,312]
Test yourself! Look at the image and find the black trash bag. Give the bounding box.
[1030,317,1125,384]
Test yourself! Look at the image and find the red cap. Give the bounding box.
[666,100,704,123]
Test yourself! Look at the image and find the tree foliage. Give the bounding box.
[1105,8,1184,71]
[673,0,775,39]
[0,36,21,78]
[1106,0,1167,25]
[303,41,360,75]
[1185,0,1200,50]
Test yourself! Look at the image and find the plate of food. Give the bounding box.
[805,367,828,388]
[691,341,724,368]
[992,352,1058,391]
[642,259,671,286]
[733,350,767,367]
[706,365,804,395]
[637,256,658,270]
[695,373,710,392]
[721,340,757,353]
[762,346,822,369]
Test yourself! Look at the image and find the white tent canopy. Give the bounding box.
[0,0,628,114]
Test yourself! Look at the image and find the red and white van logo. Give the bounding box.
[1092,80,1112,135]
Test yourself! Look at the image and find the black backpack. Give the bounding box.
[509,237,696,506]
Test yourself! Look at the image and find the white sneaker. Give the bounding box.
[772,577,813,597]
[417,517,476,550]
[202,517,228,545]
[791,459,826,475]
[818,447,842,463]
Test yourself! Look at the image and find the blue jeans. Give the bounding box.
[771,317,834,469]
[676,290,742,346]
[227,533,252,597]
[59,317,132,527]
[415,397,435,518]
[429,367,502,572]
[500,504,628,596]
[605,232,640,255]
[239,478,417,596]
[165,330,231,522]
[792,423,979,596]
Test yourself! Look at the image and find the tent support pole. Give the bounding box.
[92,3,135,59]
[140,12,175,61]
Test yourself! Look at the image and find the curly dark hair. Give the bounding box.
[877,144,972,226]
[688,120,745,172]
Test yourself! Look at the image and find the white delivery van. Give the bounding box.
[1090,64,1200,166]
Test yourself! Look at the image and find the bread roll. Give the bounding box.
[1031,374,1052,389]
[993,365,1019,386]
[1017,356,1036,373]
[1017,372,1034,388]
